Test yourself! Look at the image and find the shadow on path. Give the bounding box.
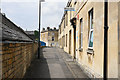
[24,47,89,79]
[24,48,51,78]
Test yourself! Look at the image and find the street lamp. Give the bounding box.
[38,0,45,59]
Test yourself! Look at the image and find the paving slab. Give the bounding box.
[24,47,89,79]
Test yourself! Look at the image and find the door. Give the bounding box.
[69,30,71,54]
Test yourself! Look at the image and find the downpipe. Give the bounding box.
[104,0,109,80]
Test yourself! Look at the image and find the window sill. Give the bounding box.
[87,49,94,54]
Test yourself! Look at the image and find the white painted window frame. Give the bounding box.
[88,9,93,49]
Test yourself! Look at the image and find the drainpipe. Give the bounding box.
[104,0,108,79]
[74,25,76,59]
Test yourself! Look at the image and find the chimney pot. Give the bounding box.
[47,27,50,30]
[54,27,56,30]
[42,28,45,30]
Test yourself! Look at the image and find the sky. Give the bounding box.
[1,0,68,31]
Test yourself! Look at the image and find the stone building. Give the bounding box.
[58,0,120,78]
[41,27,58,47]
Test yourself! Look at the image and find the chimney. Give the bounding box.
[47,27,50,30]
[2,13,6,16]
[42,28,45,31]
[54,27,56,30]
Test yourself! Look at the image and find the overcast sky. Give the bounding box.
[1,0,68,31]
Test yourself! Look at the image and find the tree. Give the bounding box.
[34,30,39,41]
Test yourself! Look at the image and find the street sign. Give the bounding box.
[64,7,75,11]
[77,15,79,20]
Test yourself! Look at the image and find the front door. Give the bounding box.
[74,26,76,59]
[69,30,71,54]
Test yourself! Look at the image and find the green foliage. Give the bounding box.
[34,30,39,40]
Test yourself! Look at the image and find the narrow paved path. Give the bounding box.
[24,47,88,79]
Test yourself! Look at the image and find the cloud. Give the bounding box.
[1,2,38,31]
[1,1,67,31]
[41,2,66,29]
[2,0,119,3]
[1,0,68,2]
[42,2,65,15]
[1,0,37,2]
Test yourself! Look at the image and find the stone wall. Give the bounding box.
[0,11,38,79]
[1,42,38,79]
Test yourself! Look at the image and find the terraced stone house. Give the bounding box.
[58,0,120,78]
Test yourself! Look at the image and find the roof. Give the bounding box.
[1,13,33,42]
[59,0,72,28]
[25,31,34,35]
[41,29,58,33]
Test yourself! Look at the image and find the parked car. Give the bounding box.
[40,41,46,48]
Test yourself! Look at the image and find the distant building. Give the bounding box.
[41,27,58,47]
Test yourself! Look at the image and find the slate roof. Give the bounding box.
[0,13,33,42]
[41,29,58,33]
[25,31,34,35]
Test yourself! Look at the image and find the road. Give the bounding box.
[24,47,88,79]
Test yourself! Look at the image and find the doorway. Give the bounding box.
[74,26,76,59]
[69,30,71,54]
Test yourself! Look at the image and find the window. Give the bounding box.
[52,37,54,41]
[64,19,65,28]
[80,18,83,48]
[66,34,67,47]
[74,1,77,5]
[70,11,72,19]
[88,9,93,49]
[63,36,65,47]
[66,12,68,26]
[51,43,54,46]
[70,5,72,19]
[46,34,47,41]
[52,33,54,36]
[48,33,50,36]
